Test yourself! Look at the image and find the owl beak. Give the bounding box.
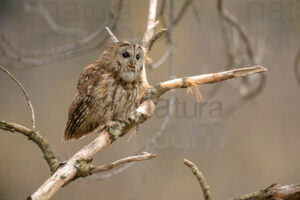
[128,60,136,70]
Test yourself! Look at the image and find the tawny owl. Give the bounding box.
[63,42,144,140]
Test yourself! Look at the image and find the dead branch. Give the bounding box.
[184,159,212,200]
[0,121,60,173]
[64,152,155,186]
[184,159,300,200]
[0,66,36,129]
[157,66,266,93]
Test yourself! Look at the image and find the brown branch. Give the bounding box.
[0,66,36,129]
[0,121,60,173]
[184,159,212,200]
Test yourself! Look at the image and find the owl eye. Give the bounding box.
[136,54,140,60]
[122,52,130,58]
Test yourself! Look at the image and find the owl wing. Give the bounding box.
[64,62,105,140]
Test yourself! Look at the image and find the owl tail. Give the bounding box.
[63,122,102,141]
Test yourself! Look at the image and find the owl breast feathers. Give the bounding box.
[64,42,144,140]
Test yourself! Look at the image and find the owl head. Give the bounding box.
[101,42,144,83]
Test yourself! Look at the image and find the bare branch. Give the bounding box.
[184,159,212,200]
[139,0,159,97]
[105,27,119,43]
[147,28,168,51]
[142,0,159,47]
[0,121,60,173]
[29,130,111,200]
[89,152,155,175]
[0,66,36,129]
[158,66,267,94]
[64,152,155,186]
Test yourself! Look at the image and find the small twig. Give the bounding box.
[105,27,119,43]
[147,28,168,51]
[65,152,155,185]
[89,152,155,174]
[0,66,36,130]
[184,159,212,200]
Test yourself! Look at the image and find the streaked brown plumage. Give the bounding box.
[64,42,144,140]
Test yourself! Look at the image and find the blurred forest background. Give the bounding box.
[0,0,299,199]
